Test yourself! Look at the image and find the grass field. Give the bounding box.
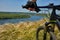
[0,18,60,40]
[0,12,30,19]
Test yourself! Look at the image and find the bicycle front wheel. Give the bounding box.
[36,26,57,40]
[36,26,46,40]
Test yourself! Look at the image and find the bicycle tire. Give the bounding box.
[36,26,57,40]
[36,26,45,40]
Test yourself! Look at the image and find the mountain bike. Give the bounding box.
[22,1,60,40]
[36,4,60,40]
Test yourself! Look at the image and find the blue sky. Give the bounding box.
[0,0,60,12]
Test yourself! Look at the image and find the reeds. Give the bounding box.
[0,18,60,40]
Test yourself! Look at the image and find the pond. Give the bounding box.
[0,15,43,24]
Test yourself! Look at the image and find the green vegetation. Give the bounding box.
[0,12,31,19]
[0,12,51,19]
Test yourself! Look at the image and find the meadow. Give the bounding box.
[0,12,30,19]
[0,18,60,40]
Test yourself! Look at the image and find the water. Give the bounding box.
[0,15,43,24]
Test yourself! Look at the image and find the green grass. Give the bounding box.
[0,12,30,19]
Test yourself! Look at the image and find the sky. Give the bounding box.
[0,0,60,12]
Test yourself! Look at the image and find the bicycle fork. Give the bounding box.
[45,22,55,40]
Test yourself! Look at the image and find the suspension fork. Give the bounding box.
[50,23,55,40]
[45,22,56,40]
[43,25,47,40]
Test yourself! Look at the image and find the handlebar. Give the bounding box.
[22,1,60,12]
[22,5,60,10]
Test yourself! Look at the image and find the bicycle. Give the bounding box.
[36,4,60,40]
[22,1,60,40]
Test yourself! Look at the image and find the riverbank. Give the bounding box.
[0,18,60,40]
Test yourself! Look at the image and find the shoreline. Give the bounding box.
[0,18,46,25]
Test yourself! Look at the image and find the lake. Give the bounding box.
[0,15,43,24]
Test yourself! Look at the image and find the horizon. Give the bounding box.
[0,0,60,13]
